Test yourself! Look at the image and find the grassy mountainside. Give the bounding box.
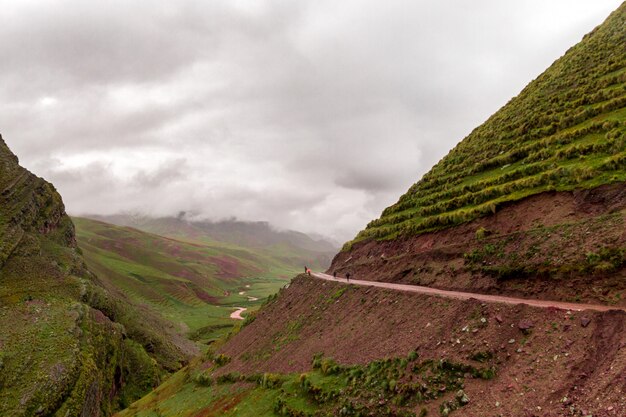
[89,214,337,267]
[0,136,192,416]
[74,217,313,344]
[347,4,626,248]
[329,4,626,303]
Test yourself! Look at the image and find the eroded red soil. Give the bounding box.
[330,183,626,306]
[218,276,626,416]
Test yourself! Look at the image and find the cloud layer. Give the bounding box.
[0,0,621,241]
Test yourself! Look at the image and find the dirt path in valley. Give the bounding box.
[230,307,247,320]
[312,272,626,312]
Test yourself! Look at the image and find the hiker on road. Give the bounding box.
[346,272,351,282]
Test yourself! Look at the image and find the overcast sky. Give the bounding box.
[0,1,621,242]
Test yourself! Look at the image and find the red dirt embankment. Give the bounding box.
[219,276,626,416]
[313,272,626,312]
[330,183,626,306]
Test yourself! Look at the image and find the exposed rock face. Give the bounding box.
[0,136,176,416]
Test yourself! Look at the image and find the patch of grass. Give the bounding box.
[117,351,497,417]
[328,287,348,302]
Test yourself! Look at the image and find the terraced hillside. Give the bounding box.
[331,4,626,303]
[0,136,192,416]
[347,4,626,247]
[74,217,321,344]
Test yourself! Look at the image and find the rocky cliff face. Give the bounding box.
[0,135,184,416]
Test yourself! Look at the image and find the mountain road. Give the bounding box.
[312,272,626,312]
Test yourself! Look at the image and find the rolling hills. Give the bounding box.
[115,4,626,416]
[73,217,334,345]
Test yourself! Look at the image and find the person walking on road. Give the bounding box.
[333,271,337,279]
[346,272,351,282]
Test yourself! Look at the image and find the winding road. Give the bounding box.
[230,307,247,320]
[312,272,626,312]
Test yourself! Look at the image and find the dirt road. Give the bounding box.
[312,272,625,312]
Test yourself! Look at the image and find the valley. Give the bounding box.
[1,2,625,417]
[73,217,332,346]
[113,4,626,416]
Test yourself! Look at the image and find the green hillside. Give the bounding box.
[87,214,337,266]
[73,217,327,345]
[347,4,626,249]
[0,137,192,416]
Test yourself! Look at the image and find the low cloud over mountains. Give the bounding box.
[0,0,620,241]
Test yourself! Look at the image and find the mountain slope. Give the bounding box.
[0,136,190,416]
[347,4,625,247]
[330,4,626,304]
[88,214,337,265]
[117,275,626,416]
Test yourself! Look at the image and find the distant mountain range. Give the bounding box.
[85,213,338,256]
[72,215,337,347]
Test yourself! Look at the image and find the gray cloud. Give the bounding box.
[0,0,621,241]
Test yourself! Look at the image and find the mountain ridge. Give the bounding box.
[85,213,338,257]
